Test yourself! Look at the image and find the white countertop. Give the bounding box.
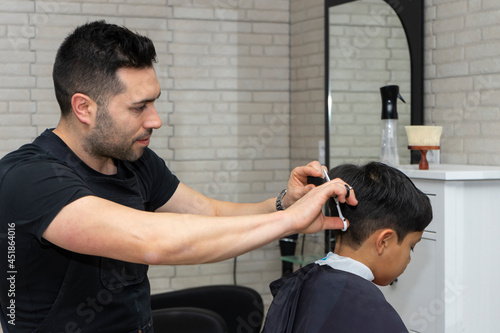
[398,164,500,180]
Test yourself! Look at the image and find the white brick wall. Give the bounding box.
[425,0,500,165]
[290,0,325,167]
[167,1,291,214]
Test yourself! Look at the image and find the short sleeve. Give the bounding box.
[130,148,180,211]
[0,159,93,241]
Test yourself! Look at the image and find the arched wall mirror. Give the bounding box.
[324,0,424,169]
[323,0,424,252]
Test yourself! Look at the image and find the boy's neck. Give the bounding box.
[335,237,376,275]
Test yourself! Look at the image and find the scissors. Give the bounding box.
[323,169,348,231]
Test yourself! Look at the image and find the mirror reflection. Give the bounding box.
[328,0,411,167]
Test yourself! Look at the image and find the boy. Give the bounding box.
[262,162,432,333]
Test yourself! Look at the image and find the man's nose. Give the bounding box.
[144,105,162,129]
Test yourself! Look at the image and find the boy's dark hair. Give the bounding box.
[328,162,432,248]
[53,20,157,115]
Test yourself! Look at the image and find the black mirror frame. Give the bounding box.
[324,0,424,169]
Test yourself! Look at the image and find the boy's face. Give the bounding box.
[373,230,423,286]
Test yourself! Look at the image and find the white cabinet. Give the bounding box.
[379,164,500,333]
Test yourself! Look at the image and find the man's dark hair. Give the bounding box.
[328,162,432,248]
[52,20,157,115]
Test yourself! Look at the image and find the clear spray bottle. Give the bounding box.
[380,85,405,166]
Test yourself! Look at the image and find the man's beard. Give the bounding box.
[84,107,149,162]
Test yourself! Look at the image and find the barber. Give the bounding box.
[0,20,357,332]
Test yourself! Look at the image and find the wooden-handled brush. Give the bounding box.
[405,126,443,170]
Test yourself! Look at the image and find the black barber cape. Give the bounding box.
[261,263,408,333]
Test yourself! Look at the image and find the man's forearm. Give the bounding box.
[145,210,290,265]
[44,195,292,265]
[212,197,278,216]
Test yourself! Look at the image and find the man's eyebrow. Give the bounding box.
[131,91,161,105]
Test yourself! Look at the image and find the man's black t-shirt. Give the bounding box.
[0,129,179,332]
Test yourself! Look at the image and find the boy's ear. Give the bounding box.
[375,229,396,256]
[71,93,97,126]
